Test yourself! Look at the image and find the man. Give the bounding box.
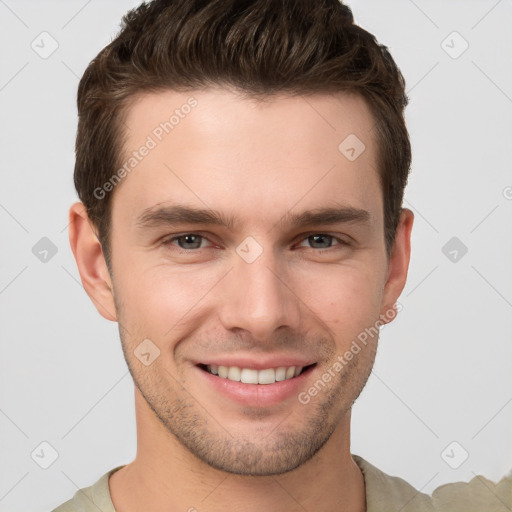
[53,0,511,511]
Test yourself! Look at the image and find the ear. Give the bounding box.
[379,208,414,324]
[68,201,117,322]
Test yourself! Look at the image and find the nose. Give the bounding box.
[217,242,302,343]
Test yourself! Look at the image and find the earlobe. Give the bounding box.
[68,201,118,322]
[379,208,414,324]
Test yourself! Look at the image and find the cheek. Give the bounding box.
[114,250,385,345]
[116,262,221,335]
[294,263,384,340]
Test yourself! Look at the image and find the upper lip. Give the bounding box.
[196,356,316,370]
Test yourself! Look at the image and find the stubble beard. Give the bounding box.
[118,328,377,476]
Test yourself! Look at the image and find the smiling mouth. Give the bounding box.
[197,363,317,384]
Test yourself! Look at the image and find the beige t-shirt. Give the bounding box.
[52,454,512,511]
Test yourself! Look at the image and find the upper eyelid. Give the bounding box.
[162,232,218,246]
[297,233,346,244]
[163,231,349,247]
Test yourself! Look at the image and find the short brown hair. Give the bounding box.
[74,0,411,269]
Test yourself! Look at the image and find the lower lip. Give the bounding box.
[195,365,316,407]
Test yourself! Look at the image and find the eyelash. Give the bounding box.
[161,232,349,252]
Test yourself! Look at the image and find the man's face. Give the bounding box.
[103,88,404,475]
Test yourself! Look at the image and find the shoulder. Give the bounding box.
[51,465,125,512]
[51,497,75,512]
[431,470,512,512]
[353,455,512,512]
[353,454,435,511]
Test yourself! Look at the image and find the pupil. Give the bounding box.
[181,235,201,249]
[311,234,331,248]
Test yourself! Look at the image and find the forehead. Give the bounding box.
[113,88,381,230]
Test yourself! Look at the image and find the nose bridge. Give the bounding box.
[218,237,301,340]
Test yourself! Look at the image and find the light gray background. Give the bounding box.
[1,1,511,511]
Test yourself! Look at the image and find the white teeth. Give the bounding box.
[227,366,241,382]
[275,367,287,381]
[241,368,259,384]
[258,368,275,384]
[206,364,305,384]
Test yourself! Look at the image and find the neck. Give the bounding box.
[109,388,366,512]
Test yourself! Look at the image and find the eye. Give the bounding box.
[162,233,211,250]
[296,233,346,250]
[161,232,348,253]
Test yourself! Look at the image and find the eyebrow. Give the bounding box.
[135,203,371,232]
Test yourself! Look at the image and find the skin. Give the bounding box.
[69,88,414,512]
